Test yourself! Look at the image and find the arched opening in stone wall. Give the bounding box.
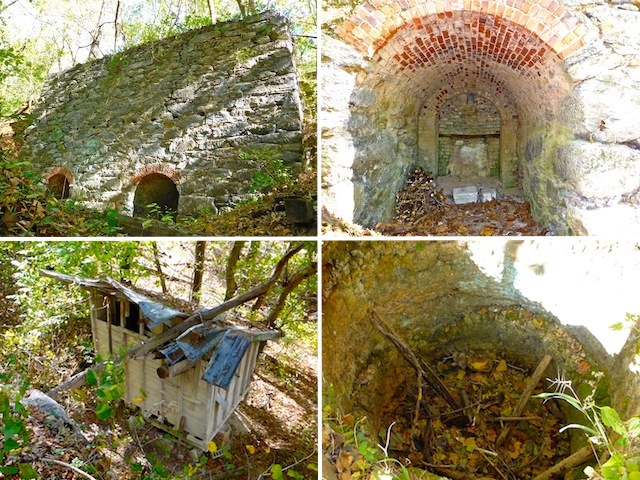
[324,0,593,231]
[322,241,640,478]
[133,173,179,219]
[47,173,71,200]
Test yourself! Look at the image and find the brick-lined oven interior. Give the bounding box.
[321,0,612,231]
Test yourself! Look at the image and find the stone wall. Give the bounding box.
[23,12,303,216]
[322,240,640,426]
[321,0,640,234]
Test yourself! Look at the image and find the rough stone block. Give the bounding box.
[453,186,478,204]
[479,188,497,202]
[554,141,640,199]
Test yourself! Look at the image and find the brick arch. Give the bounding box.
[130,164,181,186]
[337,0,588,60]
[44,166,74,182]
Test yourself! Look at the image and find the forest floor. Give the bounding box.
[321,199,546,237]
[0,244,318,479]
[374,199,547,236]
[323,351,574,480]
[323,168,547,237]
[12,340,316,480]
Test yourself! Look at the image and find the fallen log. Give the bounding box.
[531,445,594,480]
[496,354,552,447]
[45,243,305,400]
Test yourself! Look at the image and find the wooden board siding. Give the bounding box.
[90,298,262,450]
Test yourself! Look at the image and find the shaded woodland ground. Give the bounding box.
[0,241,318,479]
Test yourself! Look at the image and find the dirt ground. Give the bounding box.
[8,339,317,480]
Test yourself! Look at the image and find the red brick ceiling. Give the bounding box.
[336,0,591,118]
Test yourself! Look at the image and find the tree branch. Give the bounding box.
[264,262,316,329]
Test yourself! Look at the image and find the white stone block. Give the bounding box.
[479,188,497,202]
[453,186,478,204]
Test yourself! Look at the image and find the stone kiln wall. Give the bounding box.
[23,12,303,215]
[322,0,640,234]
[322,240,640,424]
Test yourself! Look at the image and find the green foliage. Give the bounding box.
[536,372,640,479]
[232,46,258,63]
[1,241,145,352]
[86,356,125,421]
[106,51,128,75]
[239,147,293,193]
[0,364,31,477]
[143,202,176,225]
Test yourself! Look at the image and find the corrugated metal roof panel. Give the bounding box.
[158,342,186,366]
[176,325,226,362]
[202,331,251,389]
[105,279,188,328]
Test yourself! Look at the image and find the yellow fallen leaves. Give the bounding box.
[495,359,508,372]
[207,441,217,453]
[469,356,493,372]
[245,444,256,455]
[133,396,144,403]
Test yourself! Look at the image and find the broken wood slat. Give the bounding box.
[496,354,552,447]
[203,331,251,389]
[531,445,594,480]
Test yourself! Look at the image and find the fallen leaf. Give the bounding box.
[342,413,355,426]
[207,441,217,453]
[245,444,256,454]
[495,359,507,372]
[335,451,353,473]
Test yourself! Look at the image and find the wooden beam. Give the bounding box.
[496,354,552,447]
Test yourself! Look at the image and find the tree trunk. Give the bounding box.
[45,243,305,400]
[151,242,167,294]
[113,0,121,53]
[207,0,216,24]
[225,241,245,300]
[264,262,316,329]
[191,241,206,304]
[235,0,247,17]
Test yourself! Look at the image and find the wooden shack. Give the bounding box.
[42,270,281,450]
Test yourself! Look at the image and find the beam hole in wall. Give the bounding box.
[133,173,179,219]
[47,173,71,200]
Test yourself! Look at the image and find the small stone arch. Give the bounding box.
[131,165,181,219]
[45,167,73,200]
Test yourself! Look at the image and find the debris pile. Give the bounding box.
[393,167,447,224]
[380,352,572,479]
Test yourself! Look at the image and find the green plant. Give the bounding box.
[240,147,293,193]
[0,365,34,478]
[143,202,176,226]
[232,46,257,63]
[536,371,640,479]
[86,355,125,420]
[106,51,128,75]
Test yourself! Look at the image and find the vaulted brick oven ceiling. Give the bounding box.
[337,0,589,120]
